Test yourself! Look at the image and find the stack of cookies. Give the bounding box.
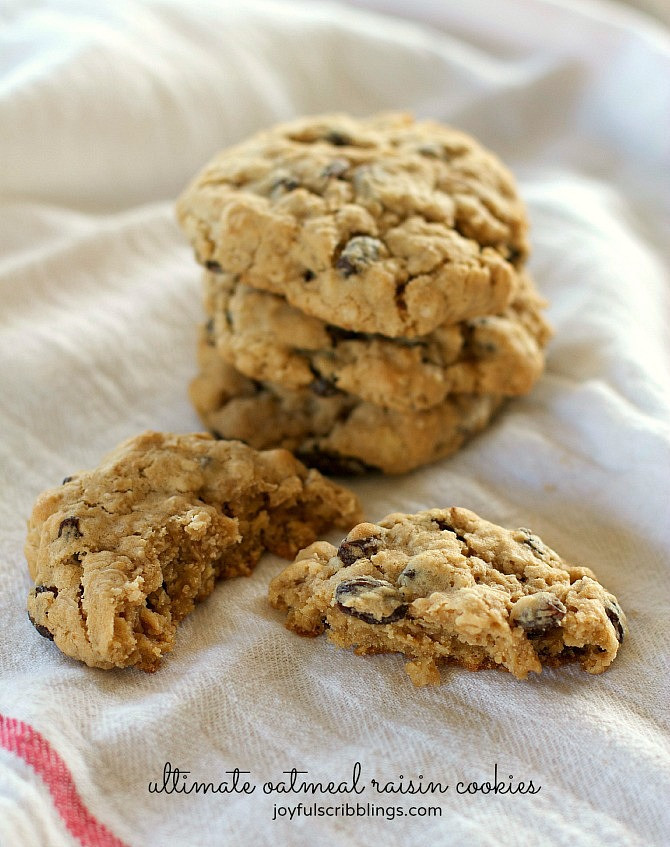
[177,113,551,474]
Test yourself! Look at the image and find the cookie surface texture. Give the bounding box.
[177,112,528,337]
[26,431,362,670]
[268,508,627,684]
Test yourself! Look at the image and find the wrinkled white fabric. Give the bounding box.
[1,1,669,845]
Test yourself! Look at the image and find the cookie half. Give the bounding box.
[26,432,362,670]
[190,341,503,475]
[177,112,528,337]
[269,508,627,684]
[204,269,551,410]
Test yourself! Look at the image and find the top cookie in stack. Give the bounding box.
[177,113,551,474]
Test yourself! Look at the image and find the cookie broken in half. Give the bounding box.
[268,507,626,685]
[26,432,362,671]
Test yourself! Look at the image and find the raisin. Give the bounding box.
[434,518,468,544]
[62,476,74,484]
[337,536,380,565]
[28,612,54,641]
[34,585,58,597]
[58,517,82,539]
[394,280,407,312]
[397,568,416,585]
[295,449,377,476]
[205,260,223,273]
[271,175,300,193]
[335,577,407,624]
[325,130,351,147]
[309,377,341,397]
[605,603,625,643]
[518,529,550,559]
[336,236,383,277]
[336,255,356,277]
[511,593,566,636]
[303,269,316,281]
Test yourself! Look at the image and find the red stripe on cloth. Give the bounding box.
[0,714,130,847]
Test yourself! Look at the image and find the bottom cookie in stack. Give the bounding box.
[190,334,503,475]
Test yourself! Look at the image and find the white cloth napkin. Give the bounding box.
[1,1,669,845]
